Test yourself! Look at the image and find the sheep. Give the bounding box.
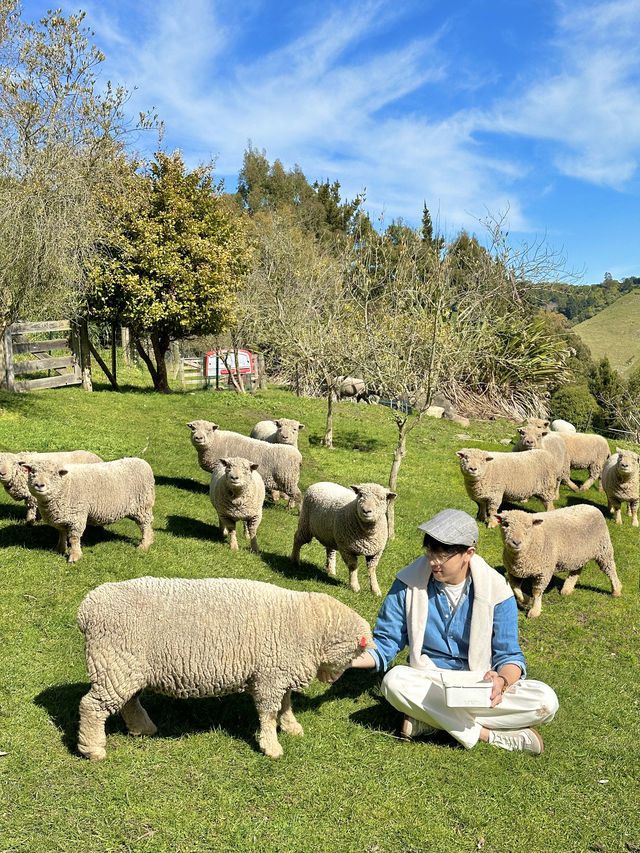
[333,376,368,402]
[188,420,302,509]
[209,457,265,552]
[291,482,395,597]
[249,418,305,503]
[555,431,611,491]
[456,447,557,528]
[513,423,579,496]
[602,448,639,527]
[76,576,374,760]
[21,457,154,562]
[551,419,576,433]
[499,506,622,618]
[0,450,102,524]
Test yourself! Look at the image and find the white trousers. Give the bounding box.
[381,665,559,749]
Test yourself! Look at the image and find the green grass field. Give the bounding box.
[0,364,638,853]
[574,290,640,375]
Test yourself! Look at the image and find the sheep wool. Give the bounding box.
[188,420,302,508]
[513,423,579,495]
[250,418,305,448]
[457,447,557,528]
[76,576,374,760]
[209,457,266,552]
[0,450,102,524]
[291,481,395,596]
[499,506,622,618]
[556,431,611,491]
[602,448,639,527]
[23,456,154,562]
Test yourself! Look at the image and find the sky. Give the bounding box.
[19,0,640,284]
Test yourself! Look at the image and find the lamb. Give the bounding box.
[513,423,579,496]
[291,481,395,597]
[209,457,266,552]
[551,419,576,433]
[499,506,622,618]
[250,418,305,448]
[188,420,302,509]
[601,448,639,526]
[21,457,154,562]
[0,450,103,524]
[76,576,373,760]
[555,431,611,491]
[456,447,557,528]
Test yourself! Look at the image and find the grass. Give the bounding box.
[574,290,640,375]
[0,362,638,853]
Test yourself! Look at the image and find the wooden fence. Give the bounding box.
[2,321,82,392]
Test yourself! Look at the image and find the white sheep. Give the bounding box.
[249,418,305,503]
[209,457,265,552]
[21,457,155,562]
[333,376,368,402]
[602,448,639,527]
[456,447,557,528]
[291,482,395,597]
[188,420,302,509]
[76,576,373,760]
[551,419,577,433]
[0,450,102,524]
[555,431,611,491]
[513,423,579,496]
[499,506,622,618]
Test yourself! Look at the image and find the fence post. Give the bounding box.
[79,318,93,391]
[3,326,15,391]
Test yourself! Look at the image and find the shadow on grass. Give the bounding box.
[347,691,462,748]
[258,550,342,587]
[35,683,261,754]
[155,475,209,494]
[565,494,610,517]
[0,520,130,550]
[307,431,382,453]
[165,514,223,543]
[495,566,615,610]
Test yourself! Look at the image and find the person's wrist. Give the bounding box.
[497,674,509,693]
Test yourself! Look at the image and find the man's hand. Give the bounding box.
[483,670,506,707]
[317,668,344,684]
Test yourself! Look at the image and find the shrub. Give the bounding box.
[550,383,600,431]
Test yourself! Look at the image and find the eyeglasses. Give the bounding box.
[425,547,460,566]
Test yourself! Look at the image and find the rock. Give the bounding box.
[500,438,513,446]
[425,406,445,418]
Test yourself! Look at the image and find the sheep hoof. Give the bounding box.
[486,519,499,529]
[261,742,283,759]
[79,746,106,761]
[633,520,638,528]
[280,720,303,737]
[67,552,82,563]
[526,608,541,619]
[612,586,622,597]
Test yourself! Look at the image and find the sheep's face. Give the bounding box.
[350,483,395,525]
[273,419,304,445]
[21,461,68,499]
[456,449,494,479]
[188,420,218,447]
[528,418,550,431]
[319,614,374,672]
[615,448,640,477]
[220,457,258,491]
[498,510,543,553]
[516,425,544,450]
[0,454,17,483]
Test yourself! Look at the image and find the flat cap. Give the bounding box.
[417,509,478,547]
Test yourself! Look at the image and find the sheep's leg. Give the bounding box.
[614,504,622,525]
[507,574,528,607]
[54,526,68,555]
[251,683,284,758]
[595,549,622,597]
[67,523,86,563]
[291,528,310,565]
[542,495,555,512]
[564,476,580,492]
[271,489,281,502]
[629,499,638,527]
[343,553,361,593]
[120,693,157,737]
[243,520,250,539]
[277,690,303,737]
[325,548,337,577]
[560,570,581,596]
[25,497,38,525]
[365,553,382,597]
[475,500,487,523]
[554,478,561,501]
[135,511,154,551]
[77,689,112,761]
[288,487,303,511]
[246,516,260,553]
[580,469,597,491]
[223,518,238,550]
[486,499,501,529]
[526,578,547,618]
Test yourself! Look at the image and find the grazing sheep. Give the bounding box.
[291,482,395,596]
[456,448,557,528]
[556,431,611,491]
[249,418,305,503]
[0,450,102,524]
[209,457,265,552]
[21,457,154,562]
[499,506,622,618]
[551,419,576,433]
[333,376,368,402]
[76,576,373,760]
[513,423,579,496]
[188,420,302,509]
[602,448,639,526]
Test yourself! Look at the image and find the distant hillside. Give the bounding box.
[533,276,640,324]
[573,290,640,375]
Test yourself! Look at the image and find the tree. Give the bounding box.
[0,3,153,333]
[89,151,251,392]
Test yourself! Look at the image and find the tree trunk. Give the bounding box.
[387,421,408,539]
[324,391,334,448]
[150,328,171,393]
[78,318,93,391]
[111,322,117,387]
[86,329,119,391]
[133,335,158,385]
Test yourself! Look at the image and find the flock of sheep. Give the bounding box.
[0,410,635,759]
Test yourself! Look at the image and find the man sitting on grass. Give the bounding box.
[320,508,558,754]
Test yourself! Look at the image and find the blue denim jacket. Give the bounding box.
[369,575,526,675]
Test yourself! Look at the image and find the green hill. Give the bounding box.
[573,289,640,375]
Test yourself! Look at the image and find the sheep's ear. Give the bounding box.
[386,491,397,501]
[350,485,360,494]
[210,423,219,431]
[456,451,466,459]
[485,455,494,462]
[542,420,550,428]
[58,467,69,477]
[187,422,196,430]
[250,462,259,471]
[532,518,544,526]
[298,423,305,430]
[18,461,32,473]
[495,515,502,523]
[219,458,229,467]
[274,420,282,427]
[615,447,622,454]
[517,428,525,436]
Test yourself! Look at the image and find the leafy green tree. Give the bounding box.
[90,151,251,392]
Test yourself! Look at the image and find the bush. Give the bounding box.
[550,383,600,431]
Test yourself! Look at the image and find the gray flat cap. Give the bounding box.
[417,509,478,547]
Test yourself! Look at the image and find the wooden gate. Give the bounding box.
[2,320,82,392]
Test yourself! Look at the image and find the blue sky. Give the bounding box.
[20,0,640,283]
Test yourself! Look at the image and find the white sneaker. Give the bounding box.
[488,727,544,755]
[399,715,438,740]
